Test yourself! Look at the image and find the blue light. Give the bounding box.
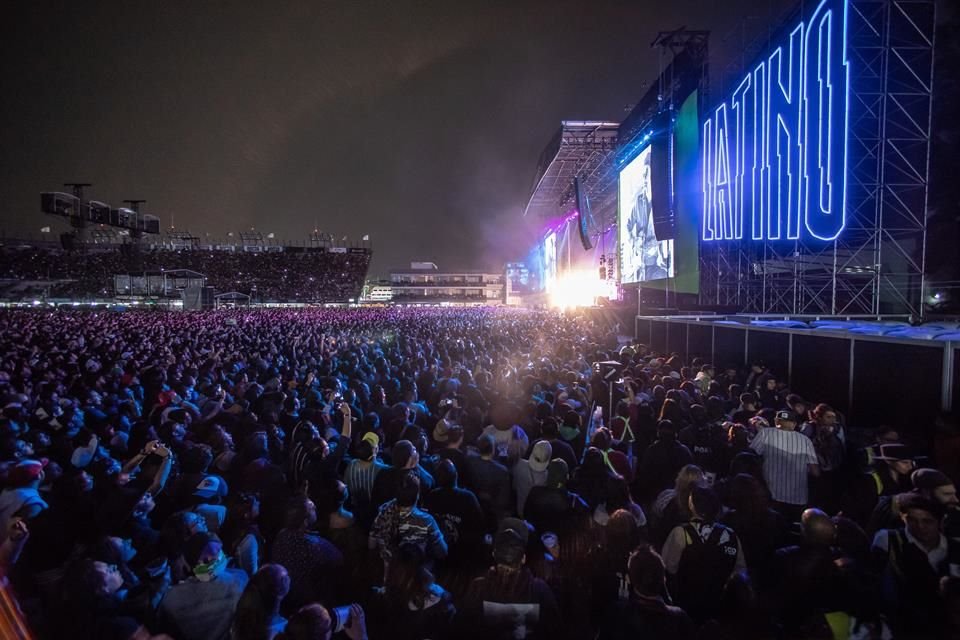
[764,23,803,240]
[619,130,655,168]
[714,104,733,240]
[702,119,714,240]
[702,0,848,243]
[751,61,767,241]
[731,73,752,240]
[802,0,849,241]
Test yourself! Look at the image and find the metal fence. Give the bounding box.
[635,316,957,435]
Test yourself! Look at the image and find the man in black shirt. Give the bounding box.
[523,459,588,538]
[528,417,577,472]
[371,440,435,512]
[460,525,560,639]
[423,459,484,567]
[597,544,695,640]
[636,421,693,502]
[766,508,849,628]
[464,434,512,524]
[678,420,725,476]
[435,424,471,488]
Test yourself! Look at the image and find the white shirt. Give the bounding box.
[749,427,817,505]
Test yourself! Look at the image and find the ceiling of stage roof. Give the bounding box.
[523,122,620,229]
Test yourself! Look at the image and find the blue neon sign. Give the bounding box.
[703,0,848,242]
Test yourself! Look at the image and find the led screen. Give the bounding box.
[543,231,557,292]
[619,145,674,283]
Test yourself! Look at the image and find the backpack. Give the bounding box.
[675,523,738,614]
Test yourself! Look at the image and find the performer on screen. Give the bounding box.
[626,152,672,282]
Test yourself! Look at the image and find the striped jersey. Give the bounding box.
[749,427,817,505]
[344,458,389,503]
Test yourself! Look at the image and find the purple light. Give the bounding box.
[540,209,580,238]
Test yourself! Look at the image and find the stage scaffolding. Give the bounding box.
[700,0,936,317]
[524,122,620,228]
[524,34,708,255]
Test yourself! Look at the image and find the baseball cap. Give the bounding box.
[392,440,417,469]
[493,529,526,566]
[911,468,953,491]
[70,445,96,469]
[776,410,799,423]
[496,516,531,547]
[433,419,451,443]
[528,441,552,473]
[361,432,380,449]
[194,475,226,500]
[9,459,49,485]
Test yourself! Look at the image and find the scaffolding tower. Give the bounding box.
[699,0,936,317]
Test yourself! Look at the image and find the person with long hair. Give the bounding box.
[570,448,620,513]
[719,474,789,570]
[658,398,688,429]
[801,404,846,514]
[57,557,139,640]
[650,465,704,547]
[220,492,264,577]
[232,564,291,640]
[601,476,647,531]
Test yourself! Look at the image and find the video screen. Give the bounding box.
[619,145,674,283]
[543,231,557,292]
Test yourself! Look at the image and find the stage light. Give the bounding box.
[548,270,616,309]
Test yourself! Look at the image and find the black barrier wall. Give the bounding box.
[792,334,850,413]
[636,317,954,435]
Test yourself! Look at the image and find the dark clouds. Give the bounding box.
[0,0,791,276]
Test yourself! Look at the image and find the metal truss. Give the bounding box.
[699,0,935,317]
[524,122,620,227]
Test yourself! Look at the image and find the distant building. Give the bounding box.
[361,281,394,303]
[389,263,504,305]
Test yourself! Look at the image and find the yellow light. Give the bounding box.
[548,270,614,309]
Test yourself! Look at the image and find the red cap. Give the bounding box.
[157,391,176,407]
[9,458,48,485]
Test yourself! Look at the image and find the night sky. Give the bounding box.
[1,0,792,277]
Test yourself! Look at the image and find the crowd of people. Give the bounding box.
[0,244,370,302]
[0,306,957,640]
